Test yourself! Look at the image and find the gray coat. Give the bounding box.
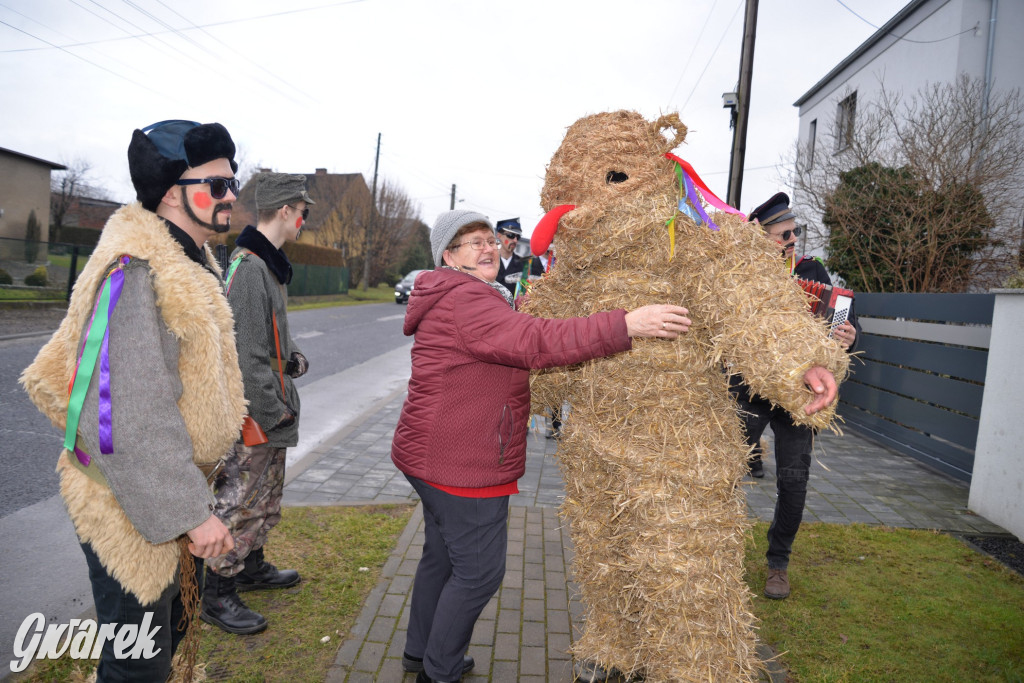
[227,247,302,447]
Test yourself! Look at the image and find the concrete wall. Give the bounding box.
[969,290,1024,541]
[0,152,55,242]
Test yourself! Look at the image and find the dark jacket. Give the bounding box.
[497,253,544,293]
[391,268,631,488]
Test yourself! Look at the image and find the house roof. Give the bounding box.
[0,146,66,170]
[793,0,929,107]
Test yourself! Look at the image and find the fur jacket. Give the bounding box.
[21,203,246,604]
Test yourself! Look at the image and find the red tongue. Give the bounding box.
[531,204,576,255]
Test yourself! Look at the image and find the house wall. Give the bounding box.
[0,152,55,242]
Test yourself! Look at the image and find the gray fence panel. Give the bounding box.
[838,404,974,480]
[841,382,979,452]
[855,292,995,324]
[855,335,989,383]
[850,358,985,417]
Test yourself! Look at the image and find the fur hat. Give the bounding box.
[430,210,493,267]
[128,120,238,211]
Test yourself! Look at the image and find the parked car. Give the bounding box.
[394,269,426,304]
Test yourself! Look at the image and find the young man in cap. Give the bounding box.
[729,192,860,600]
[495,217,543,295]
[21,120,246,680]
[201,172,312,634]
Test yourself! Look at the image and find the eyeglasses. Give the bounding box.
[287,205,310,220]
[499,231,519,241]
[774,225,802,241]
[451,237,498,251]
[175,177,240,200]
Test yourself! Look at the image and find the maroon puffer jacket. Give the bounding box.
[391,269,631,489]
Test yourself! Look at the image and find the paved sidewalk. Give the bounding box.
[282,393,1006,682]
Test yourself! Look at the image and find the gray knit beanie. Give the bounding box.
[430,210,493,267]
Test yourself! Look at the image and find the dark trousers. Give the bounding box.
[404,475,509,682]
[82,541,198,682]
[730,381,814,570]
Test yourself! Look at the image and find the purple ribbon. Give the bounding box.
[74,445,91,467]
[97,257,128,455]
[682,171,719,231]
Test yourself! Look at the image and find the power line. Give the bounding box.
[681,0,744,112]
[833,0,978,44]
[665,0,720,108]
[0,0,370,53]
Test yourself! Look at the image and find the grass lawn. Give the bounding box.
[0,287,64,301]
[745,521,1024,682]
[15,513,1022,682]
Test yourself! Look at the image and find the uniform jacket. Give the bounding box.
[21,203,246,604]
[497,252,544,293]
[227,226,302,447]
[391,268,631,488]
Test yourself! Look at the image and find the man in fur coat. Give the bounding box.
[21,120,247,681]
[202,172,311,634]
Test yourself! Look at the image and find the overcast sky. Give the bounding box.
[1,0,908,237]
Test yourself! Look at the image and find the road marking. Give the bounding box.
[376,315,405,322]
[293,331,324,339]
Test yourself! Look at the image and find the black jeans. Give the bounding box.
[729,380,813,570]
[82,541,197,682]
[404,475,508,682]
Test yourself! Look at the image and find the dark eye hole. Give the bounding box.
[606,171,629,184]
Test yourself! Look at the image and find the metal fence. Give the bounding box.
[840,293,994,482]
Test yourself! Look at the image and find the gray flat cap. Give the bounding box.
[430,210,493,267]
[254,172,315,211]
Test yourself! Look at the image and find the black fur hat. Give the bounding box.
[128,120,238,211]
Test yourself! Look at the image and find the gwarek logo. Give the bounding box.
[10,612,162,673]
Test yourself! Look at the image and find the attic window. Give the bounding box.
[606,171,628,184]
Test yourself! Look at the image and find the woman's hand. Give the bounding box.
[625,304,691,339]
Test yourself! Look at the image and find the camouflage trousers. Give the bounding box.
[206,441,287,577]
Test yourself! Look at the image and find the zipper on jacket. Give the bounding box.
[497,404,512,465]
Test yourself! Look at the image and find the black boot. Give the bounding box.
[235,546,300,591]
[201,568,268,635]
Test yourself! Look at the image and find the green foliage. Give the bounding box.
[24,210,41,263]
[823,162,992,292]
[1003,268,1024,289]
[24,266,49,287]
[58,225,102,248]
[0,268,12,285]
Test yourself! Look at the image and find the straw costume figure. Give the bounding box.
[523,110,850,681]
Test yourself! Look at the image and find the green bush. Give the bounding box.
[24,266,49,287]
[25,210,41,263]
[0,268,12,285]
[1004,269,1024,289]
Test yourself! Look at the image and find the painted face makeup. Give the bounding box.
[192,191,213,210]
[182,188,231,234]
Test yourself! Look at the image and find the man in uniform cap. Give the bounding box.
[202,172,314,634]
[729,191,860,600]
[21,120,246,680]
[495,217,543,295]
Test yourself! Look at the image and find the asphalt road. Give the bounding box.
[0,302,409,519]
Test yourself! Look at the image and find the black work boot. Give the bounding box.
[201,568,268,635]
[235,546,300,591]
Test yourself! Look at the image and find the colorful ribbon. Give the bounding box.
[64,255,129,464]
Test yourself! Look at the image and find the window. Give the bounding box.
[807,119,817,168]
[835,92,857,152]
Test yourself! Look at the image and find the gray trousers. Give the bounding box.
[404,475,508,682]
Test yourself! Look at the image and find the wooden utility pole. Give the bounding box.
[726,0,759,211]
[450,184,456,210]
[363,132,381,292]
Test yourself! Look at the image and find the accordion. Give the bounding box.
[796,278,854,337]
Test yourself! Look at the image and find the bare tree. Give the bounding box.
[366,177,421,286]
[787,75,1024,292]
[50,157,110,236]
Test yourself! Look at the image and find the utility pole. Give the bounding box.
[363,132,380,292]
[450,184,456,210]
[726,0,759,211]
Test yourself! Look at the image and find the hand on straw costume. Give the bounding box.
[802,365,838,415]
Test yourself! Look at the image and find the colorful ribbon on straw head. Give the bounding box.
[64,255,131,466]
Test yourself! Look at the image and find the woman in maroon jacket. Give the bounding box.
[392,210,690,683]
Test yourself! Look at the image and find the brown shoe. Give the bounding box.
[765,568,790,599]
